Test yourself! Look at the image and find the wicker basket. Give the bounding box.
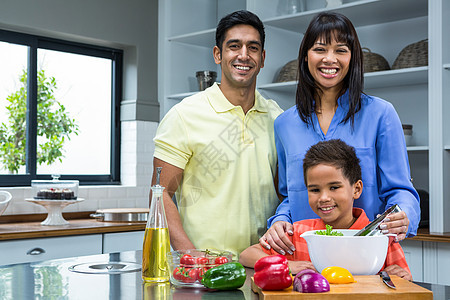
[392,39,428,70]
[275,59,298,82]
[362,47,390,73]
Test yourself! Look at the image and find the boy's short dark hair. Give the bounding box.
[215,10,265,53]
[303,139,361,185]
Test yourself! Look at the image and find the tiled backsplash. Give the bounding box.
[1,120,158,215]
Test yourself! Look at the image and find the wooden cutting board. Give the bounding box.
[251,275,433,299]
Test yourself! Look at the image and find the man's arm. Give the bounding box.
[239,244,269,268]
[239,243,316,275]
[151,157,195,250]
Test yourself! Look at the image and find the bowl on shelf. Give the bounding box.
[362,47,390,73]
[275,59,298,83]
[392,39,428,70]
[301,229,388,275]
[166,249,233,288]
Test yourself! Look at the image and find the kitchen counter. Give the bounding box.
[410,228,450,243]
[0,250,448,300]
[1,213,449,243]
[0,212,145,241]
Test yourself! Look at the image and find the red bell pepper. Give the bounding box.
[253,255,292,290]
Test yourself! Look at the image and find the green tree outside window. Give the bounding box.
[0,69,79,173]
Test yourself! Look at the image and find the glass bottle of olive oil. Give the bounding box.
[142,167,170,282]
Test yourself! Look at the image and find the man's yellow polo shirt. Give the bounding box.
[153,83,283,256]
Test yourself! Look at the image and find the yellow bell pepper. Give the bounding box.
[321,266,355,284]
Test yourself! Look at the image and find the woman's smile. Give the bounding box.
[307,36,351,91]
[319,67,339,78]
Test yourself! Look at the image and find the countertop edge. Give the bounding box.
[0,224,146,241]
[0,214,448,243]
[407,228,450,243]
[0,217,146,241]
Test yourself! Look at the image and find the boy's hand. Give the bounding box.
[379,211,409,242]
[288,260,317,275]
[259,221,295,255]
[383,264,412,281]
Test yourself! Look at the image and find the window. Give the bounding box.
[0,29,122,186]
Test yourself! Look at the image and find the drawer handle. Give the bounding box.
[27,247,46,256]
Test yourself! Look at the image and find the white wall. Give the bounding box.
[0,0,159,122]
[0,0,160,213]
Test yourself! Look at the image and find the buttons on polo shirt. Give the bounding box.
[243,112,258,146]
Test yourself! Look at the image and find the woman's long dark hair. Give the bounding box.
[296,12,364,127]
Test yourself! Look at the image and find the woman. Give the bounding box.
[260,12,420,255]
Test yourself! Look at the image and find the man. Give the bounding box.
[151,10,283,256]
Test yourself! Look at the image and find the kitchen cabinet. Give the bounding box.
[158,0,449,233]
[401,239,423,282]
[0,234,102,266]
[423,240,450,286]
[436,243,450,285]
[0,230,145,265]
[102,231,144,254]
[402,238,450,286]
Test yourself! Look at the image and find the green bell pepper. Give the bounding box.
[201,262,246,290]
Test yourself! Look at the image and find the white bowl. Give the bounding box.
[300,229,388,275]
[0,191,12,216]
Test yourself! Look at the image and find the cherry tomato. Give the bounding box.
[214,256,229,265]
[180,267,197,283]
[180,254,196,265]
[173,267,185,281]
[196,257,209,265]
[196,267,207,281]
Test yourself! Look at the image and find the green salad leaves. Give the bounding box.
[315,224,344,236]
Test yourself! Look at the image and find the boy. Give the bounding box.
[239,139,412,280]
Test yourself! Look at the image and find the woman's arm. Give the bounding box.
[267,125,292,226]
[260,221,295,255]
[376,102,420,239]
[260,125,295,254]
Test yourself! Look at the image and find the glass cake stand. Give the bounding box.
[25,198,84,225]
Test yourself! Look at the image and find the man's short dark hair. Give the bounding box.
[303,139,362,185]
[215,10,265,53]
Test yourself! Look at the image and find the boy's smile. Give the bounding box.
[306,163,362,229]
